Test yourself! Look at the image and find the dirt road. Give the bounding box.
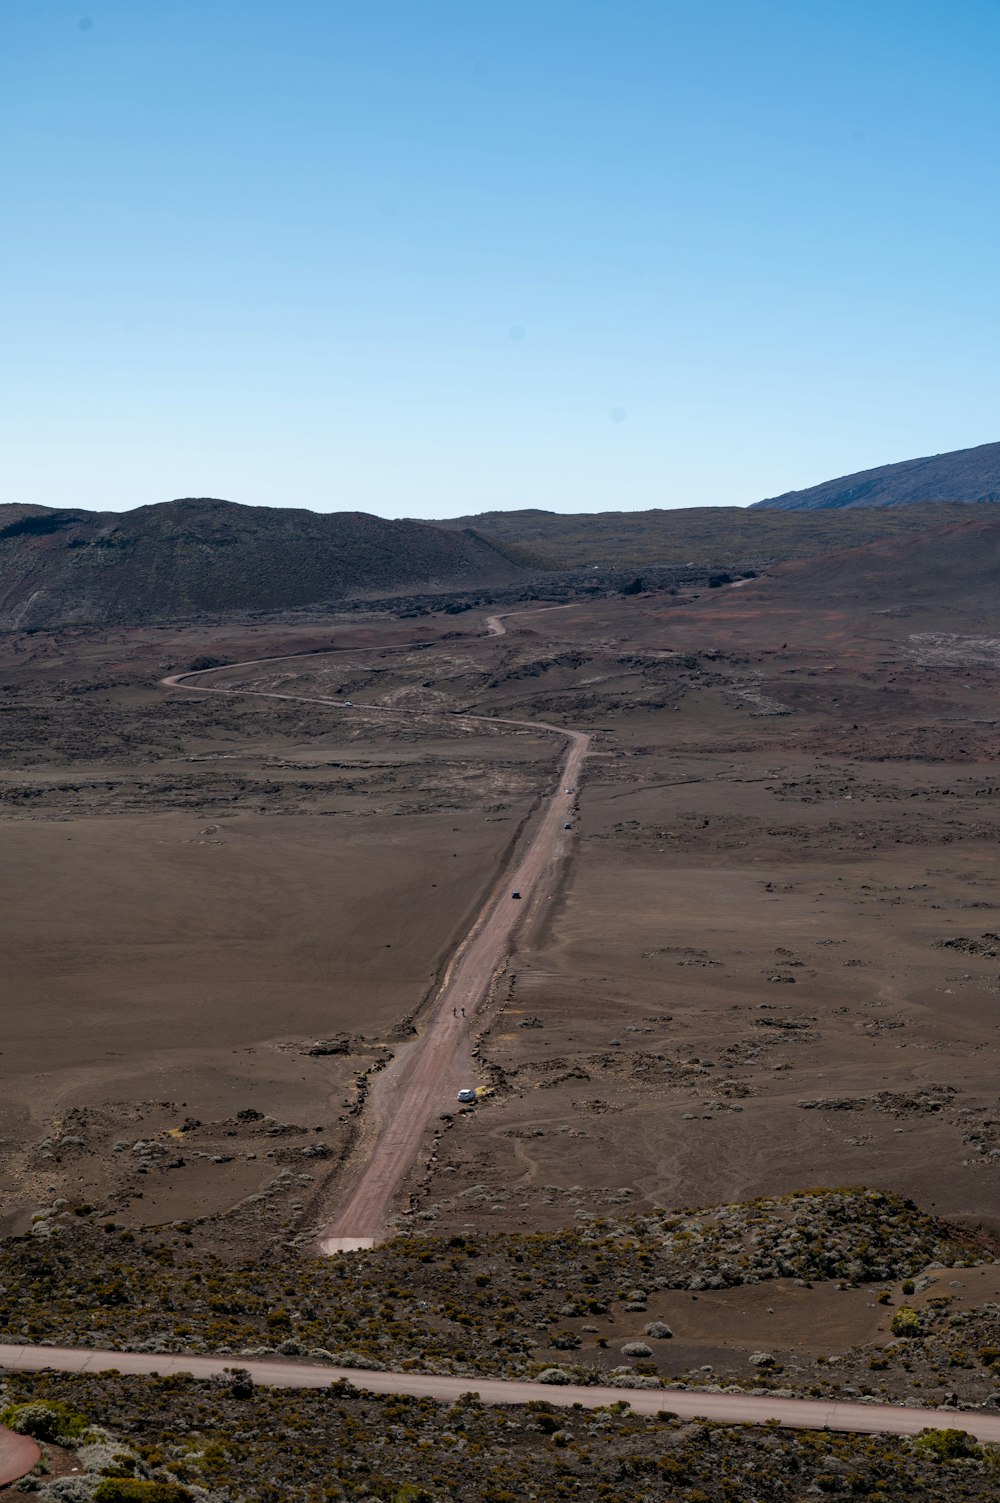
[0,1425,39,1487]
[161,609,587,1248]
[2,1342,998,1445]
[486,603,575,637]
[321,716,586,1248]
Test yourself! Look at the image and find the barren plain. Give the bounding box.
[3,521,1000,1422]
[5,553,1000,1242]
[5,520,998,1503]
[0,617,560,1242]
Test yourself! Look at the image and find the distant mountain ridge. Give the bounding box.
[440,501,991,572]
[0,498,525,628]
[751,440,1000,511]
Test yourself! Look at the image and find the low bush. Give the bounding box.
[1,1400,89,1442]
[891,1307,922,1338]
[912,1428,983,1463]
[92,1482,195,1503]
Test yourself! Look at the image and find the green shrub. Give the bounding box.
[0,1400,89,1442]
[92,1481,195,1503]
[912,1428,982,1463]
[890,1307,922,1337]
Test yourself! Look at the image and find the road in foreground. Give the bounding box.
[0,1425,40,1487]
[2,1344,998,1445]
[162,607,588,1248]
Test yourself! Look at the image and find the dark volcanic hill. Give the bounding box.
[0,499,524,628]
[441,502,991,571]
[751,439,1000,511]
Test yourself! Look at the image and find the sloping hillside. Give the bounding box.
[710,513,1000,635]
[751,440,1000,510]
[0,499,524,627]
[440,502,988,571]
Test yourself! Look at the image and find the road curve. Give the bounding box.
[161,610,587,1248]
[486,603,576,637]
[2,1344,997,1445]
[0,1424,40,1487]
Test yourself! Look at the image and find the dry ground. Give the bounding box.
[3,560,1000,1264]
[386,590,1000,1239]
[0,614,559,1240]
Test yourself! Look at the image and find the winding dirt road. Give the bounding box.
[161,607,587,1248]
[2,1343,998,1445]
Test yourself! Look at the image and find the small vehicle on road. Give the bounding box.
[511,890,521,899]
[344,700,353,706]
[457,1088,477,1104]
[564,823,572,830]
[565,786,574,793]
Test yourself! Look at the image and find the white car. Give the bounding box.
[457,1088,477,1104]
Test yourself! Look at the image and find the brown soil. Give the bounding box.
[0,614,558,1240]
[4,522,1000,1260]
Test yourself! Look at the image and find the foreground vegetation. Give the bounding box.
[4,1187,998,1498]
[3,1191,976,1380]
[3,1373,1000,1503]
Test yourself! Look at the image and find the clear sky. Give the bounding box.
[3,1,999,517]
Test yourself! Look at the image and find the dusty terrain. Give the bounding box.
[2,513,999,1337]
[4,515,1000,1498]
[0,615,561,1241]
[336,568,1000,1241]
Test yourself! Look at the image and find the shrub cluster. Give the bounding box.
[3,1369,998,1503]
[0,1190,976,1381]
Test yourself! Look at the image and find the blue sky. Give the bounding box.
[3,1,999,517]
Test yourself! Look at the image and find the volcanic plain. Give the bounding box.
[3,522,999,1261]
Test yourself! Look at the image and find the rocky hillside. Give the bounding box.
[751,439,1000,510]
[0,499,525,627]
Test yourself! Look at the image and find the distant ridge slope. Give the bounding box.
[722,513,1000,632]
[440,502,993,571]
[0,498,524,628]
[751,439,1000,511]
